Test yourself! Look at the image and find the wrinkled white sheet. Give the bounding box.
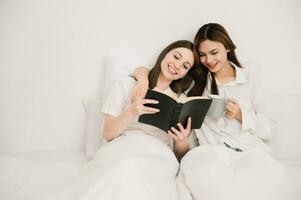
[1,145,300,200]
[31,133,181,200]
[0,152,84,200]
[180,145,301,200]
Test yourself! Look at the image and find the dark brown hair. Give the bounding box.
[188,23,242,96]
[148,40,198,96]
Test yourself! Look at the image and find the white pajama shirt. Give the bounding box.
[195,64,271,152]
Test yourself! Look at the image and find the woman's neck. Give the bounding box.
[214,61,236,84]
[156,74,172,90]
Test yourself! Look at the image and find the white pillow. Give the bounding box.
[102,53,152,82]
[82,98,104,157]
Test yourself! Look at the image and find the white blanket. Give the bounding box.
[1,146,300,200]
[39,132,180,200]
[180,144,298,200]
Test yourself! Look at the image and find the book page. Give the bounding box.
[178,95,209,103]
[152,87,208,103]
[152,87,179,101]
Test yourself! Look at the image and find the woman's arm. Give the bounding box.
[225,76,271,140]
[133,66,150,82]
[168,117,192,161]
[103,98,159,142]
[103,110,136,142]
[131,67,150,102]
[240,87,271,140]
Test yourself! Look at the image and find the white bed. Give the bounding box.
[1,56,301,199]
[1,0,300,199]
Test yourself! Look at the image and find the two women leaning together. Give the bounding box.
[98,22,294,200]
[45,23,294,200]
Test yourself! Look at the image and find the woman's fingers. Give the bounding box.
[225,99,242,122]
[170,127,181,135]
[226,101,236,110]
[142,99,159,105]
[171,127,186,140]
[177,123,185,132]
[135,98,159,115]
[186,117,192,130]
[168,131,177,140]
[141,99,159,114]
[226,101,240,116]
[176,117,192,132]
[226,111,235,119]
[228,98,239,105]
[141,106,160,114]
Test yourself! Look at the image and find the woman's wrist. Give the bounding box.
[174,140,190,160]
[137,79,149,87]
[174,139,189,149]
[134,67,149,82]
[126,105,140,118]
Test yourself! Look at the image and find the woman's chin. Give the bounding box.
[207,66,220,73]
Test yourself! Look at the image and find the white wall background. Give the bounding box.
[0,0,300,157]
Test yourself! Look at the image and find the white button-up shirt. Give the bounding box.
[194,63,271,152]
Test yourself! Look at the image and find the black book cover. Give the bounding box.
[138,89,212,132]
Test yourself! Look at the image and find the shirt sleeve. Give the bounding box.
[240,77,271,140]
[101,81,128,117]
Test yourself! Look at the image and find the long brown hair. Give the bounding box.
[188,23,242,96]
[148,40,198,96]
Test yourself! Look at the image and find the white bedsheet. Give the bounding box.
[0,152,84,200]
[0,133,182,200]
[39,133,179,200]
[180,145,301,200]
[1,151,300,200]
[1,140,301,200]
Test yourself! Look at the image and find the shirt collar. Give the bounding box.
[207,62,247,86]
[232,62,247,84]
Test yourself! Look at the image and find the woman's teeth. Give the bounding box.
[168,65,177,75]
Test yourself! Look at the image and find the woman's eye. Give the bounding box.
[199,54,205,57]
[184,65,189,70]
[174,55,179,59]
[212,52,218,55]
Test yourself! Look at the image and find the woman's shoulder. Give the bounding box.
[109,76,136,92]
[236,67,251,82]
[103,76,137,104]
[237,61,264,84]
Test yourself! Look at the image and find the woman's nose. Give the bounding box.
[205,55,212,64]
[174,62,180,69]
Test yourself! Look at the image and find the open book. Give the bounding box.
[138,89,212,132]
